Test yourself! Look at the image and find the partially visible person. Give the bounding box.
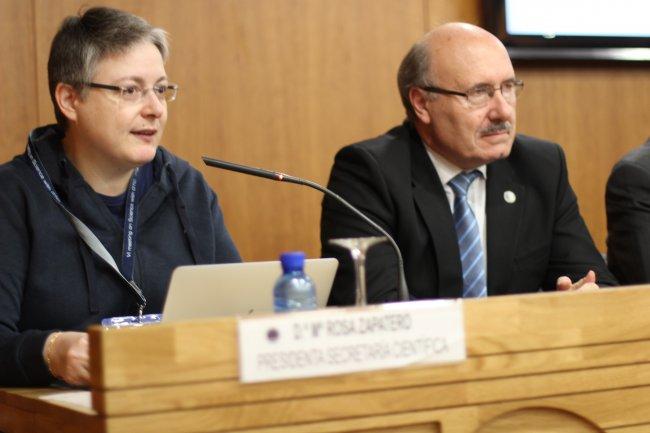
[321,23,616,306]
[0,7,240,387]
[606,138,650,284]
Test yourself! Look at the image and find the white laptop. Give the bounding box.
[161,258,338,322]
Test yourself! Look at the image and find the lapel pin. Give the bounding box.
[503,190,516,204]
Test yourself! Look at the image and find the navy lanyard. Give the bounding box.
[26,137,147,315]
[121,168,139,280]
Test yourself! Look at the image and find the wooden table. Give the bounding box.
[4,286,650,432]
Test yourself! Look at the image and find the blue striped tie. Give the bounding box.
[449,171,487,298]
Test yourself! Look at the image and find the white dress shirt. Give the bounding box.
[424,144,488,264]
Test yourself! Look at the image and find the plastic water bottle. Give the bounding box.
[273,251,317,312]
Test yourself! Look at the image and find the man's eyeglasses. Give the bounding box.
[85,82,179,103]
[420,79,524,107]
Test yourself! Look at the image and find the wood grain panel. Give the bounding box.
[352,424,440,433]
[608,426,650,433]
[83,288,650,432]
[516,66,650,252]
[93,364,650,433]
[163,0,424,261]
[7,385,650,433]
[93,342,650,416]
[426,0,481,27]
[88,286,650,410]
[0,0,38,161]
[476,408,603,433]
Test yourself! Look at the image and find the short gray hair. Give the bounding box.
[48,6,169,128]
[396,37,434,121]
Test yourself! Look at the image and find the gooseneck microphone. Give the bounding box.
[202,156,409,302]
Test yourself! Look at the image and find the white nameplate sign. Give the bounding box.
[238,300,466,383]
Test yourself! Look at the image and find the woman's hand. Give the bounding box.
[43,331,90,386]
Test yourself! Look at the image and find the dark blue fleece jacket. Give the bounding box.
[0,125,240,386]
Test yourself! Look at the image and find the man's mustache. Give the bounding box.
[480,121,512,135]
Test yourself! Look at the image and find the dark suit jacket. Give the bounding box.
[321,122,616,305]
[606,138,650,284]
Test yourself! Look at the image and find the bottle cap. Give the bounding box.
[280,251,305,272]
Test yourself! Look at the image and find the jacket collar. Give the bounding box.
[27,124,71,189]
[486,146,525,292]
[408,123,464,298]
[25,124,185,229]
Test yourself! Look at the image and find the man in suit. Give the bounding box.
[321,23,616,305]
[606,138,650,284]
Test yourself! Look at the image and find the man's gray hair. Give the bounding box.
[48,6,169,128]
[396,37,434,121]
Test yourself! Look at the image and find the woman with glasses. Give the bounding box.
[0,7,240,387]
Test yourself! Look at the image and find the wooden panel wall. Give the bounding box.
[516,66,650,252]
[1,0,648,263]
[0,0,38,153]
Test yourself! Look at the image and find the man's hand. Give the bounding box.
[43,331,90,386]
[556,270,600,291]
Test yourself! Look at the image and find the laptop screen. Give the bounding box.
[161,258,338,322]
